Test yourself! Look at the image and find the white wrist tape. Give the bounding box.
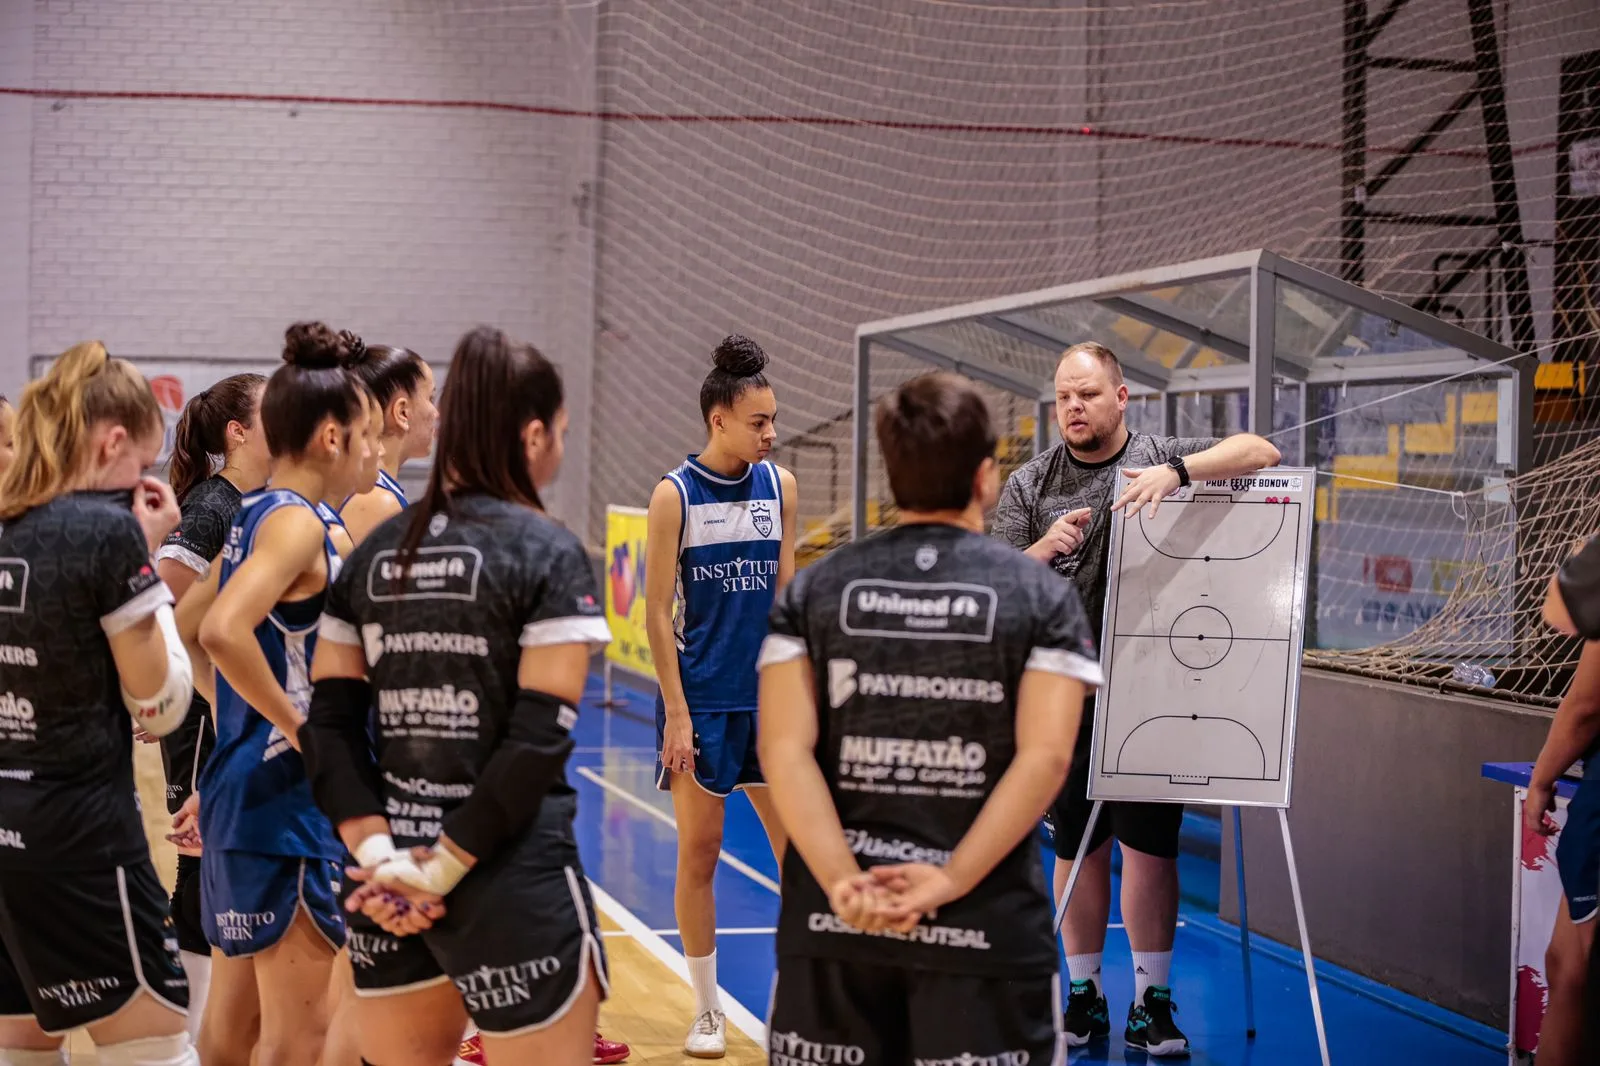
[354,833,397,869]
[372,843,469,896]
[121,604,193,739]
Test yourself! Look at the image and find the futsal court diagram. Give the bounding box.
[1089,470,1315,808]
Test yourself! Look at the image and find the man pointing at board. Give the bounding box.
[992,341,1281,1057]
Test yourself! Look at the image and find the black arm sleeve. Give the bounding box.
[301,677,385,827]
[439,688,576,862]
[1558,535,1600,641]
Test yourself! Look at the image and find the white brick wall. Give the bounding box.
[21,0,598,527]
[0,0,34,403]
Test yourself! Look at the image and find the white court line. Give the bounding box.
[575,765,782,894]
[603,927,777,939]
[588,879,767,1047]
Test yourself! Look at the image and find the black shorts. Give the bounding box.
[1048,699,1184,861]
[0,861,188,1034]
[769,955,1061,1066]
[170,854,208,956]
[347,801,608,1035]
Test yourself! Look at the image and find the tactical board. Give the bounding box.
[1087,468,1315,808]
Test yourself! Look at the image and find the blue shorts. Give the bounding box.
[1558,772,1600,925]
[654,696,764,797]
[200,850,347,957]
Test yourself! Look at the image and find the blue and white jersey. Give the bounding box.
[315,500,346,532]
[376,469,407,508]
[198,489,343,860]
[664,455,783,713]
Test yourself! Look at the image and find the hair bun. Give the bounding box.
[283,321,347,370]
[337,330,370,366]
[712,334,768,377]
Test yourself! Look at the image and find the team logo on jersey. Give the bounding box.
[914,545,938,571]
[0,559,29,613]
[750,500,773,538]
[839,580,997,642]
[367,546,483,603]
[429,513,449,537]
[828,659,858,708]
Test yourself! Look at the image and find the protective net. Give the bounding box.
[587,0,1600,703]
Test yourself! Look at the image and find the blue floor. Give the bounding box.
[570,677,1506,1064]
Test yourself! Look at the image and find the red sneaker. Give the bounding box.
[594,1031,631,1064]
[456,1033,486,1065]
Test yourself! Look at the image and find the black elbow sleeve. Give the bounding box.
[440,689,577,862]
[301,676,385,827]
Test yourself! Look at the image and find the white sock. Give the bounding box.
[686,951,722,1016]
[1065,952,1103,988]
[95,1032,198,1066]
[0,1049,68,1066]
[1132,950,1172,999]
[179,949,211,1042]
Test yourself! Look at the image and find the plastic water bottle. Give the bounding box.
[1451,662,1496,689]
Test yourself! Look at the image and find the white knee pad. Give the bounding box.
[0,1049,67,1066]
[95,1033,198,1066]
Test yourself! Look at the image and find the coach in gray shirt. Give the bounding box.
[992,341,1281,1056]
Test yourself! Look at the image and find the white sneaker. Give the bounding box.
[684,1009,727,1058]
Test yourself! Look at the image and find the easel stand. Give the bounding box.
[1052,801,1331,1066]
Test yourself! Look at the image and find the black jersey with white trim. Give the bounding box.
[156,475,241,814]
[0,491,173,871]
[762,522,1102,977]
[319,494,610,851]
[158,475,242,580]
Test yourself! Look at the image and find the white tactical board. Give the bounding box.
[1087,468,1316,808]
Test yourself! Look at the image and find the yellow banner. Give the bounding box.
[604,505,655,678]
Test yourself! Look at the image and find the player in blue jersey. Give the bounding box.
[175,322,374,1066]
[337,336,437,545]
[644,335,797,1057]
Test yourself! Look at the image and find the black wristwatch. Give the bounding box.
[1167,455,1191,487]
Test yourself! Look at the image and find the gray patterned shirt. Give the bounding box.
[991,432,1218,638]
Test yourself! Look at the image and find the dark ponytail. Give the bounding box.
[699,334,770,423]
[397,326,562,570]
[168,373,267,504]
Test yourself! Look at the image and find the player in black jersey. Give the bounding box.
[0,341,199,1066]
[303,326,612,1066]
[757,371,1104,1066]
[152,371,270,1043]
[0,394,15,479]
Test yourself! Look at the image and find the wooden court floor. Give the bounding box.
[58,746,765,1064]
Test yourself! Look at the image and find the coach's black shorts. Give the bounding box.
[1047,697,1184,861]
[170,854,208,956]
[769,955,1061,1066]
[0,861,188,1034]
[347,800,609,1035]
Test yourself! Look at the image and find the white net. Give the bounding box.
[586,0,1600,702]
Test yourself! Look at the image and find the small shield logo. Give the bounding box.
[751,501,774,538]
[915,545,938,571]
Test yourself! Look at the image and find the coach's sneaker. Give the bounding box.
[1062,978,1110,1046]
[594,1031,631,1064]
[1125,985,1190,1057]
[685,1009,727,1058]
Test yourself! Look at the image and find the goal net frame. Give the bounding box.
[849,249,1537,688]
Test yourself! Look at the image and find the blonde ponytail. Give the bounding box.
[0,341,163,520]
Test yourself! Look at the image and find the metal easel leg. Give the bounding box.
[1233,806,1258,1039]
[1279,807,1332,1066]
[1052,800,1103,937]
